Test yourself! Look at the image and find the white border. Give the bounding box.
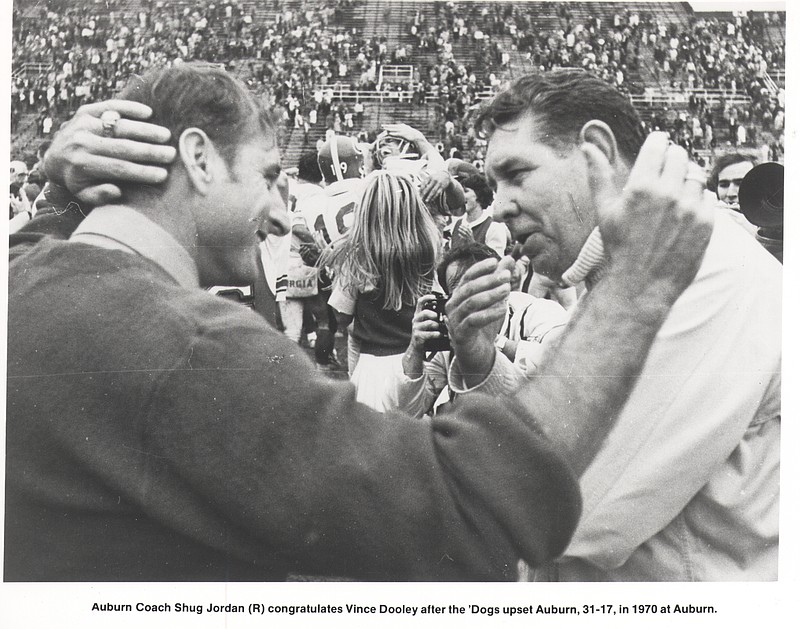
[1,1,796,627]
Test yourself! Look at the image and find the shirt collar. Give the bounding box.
[560,226,608,290]
[70,205,200,289]
[561,193,717,289]
[465,208,492,228]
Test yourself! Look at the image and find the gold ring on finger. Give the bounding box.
[100,110,121,138]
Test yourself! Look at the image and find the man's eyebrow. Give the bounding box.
[487,155,523,179]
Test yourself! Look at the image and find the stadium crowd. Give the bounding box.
[7,1,783,584]
[11,1,785,168]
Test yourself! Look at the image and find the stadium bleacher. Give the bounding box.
[10,0,786,168]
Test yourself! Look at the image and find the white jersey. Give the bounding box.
[289,180,327,212]
[288,181,327,249]
[258,235,290,302]
[259,179,325,302]
[302,177,365,247]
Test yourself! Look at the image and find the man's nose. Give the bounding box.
[265,197,290,237]
[723,185,739,202]
[492,190,515,222]
[264,177,290,237]
[265,173,291,237]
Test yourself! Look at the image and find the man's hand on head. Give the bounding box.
[445,256,514,388]
[583,131,713,300]
[44,100,177,207]
[381,123,426,146]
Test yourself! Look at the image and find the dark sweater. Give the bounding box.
[352,288,415,356]
[5,239,581,581]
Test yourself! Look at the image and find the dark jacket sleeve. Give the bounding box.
[146,297,581,581]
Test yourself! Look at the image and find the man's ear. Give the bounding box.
[579,120,619,167]
[178,127,219,194]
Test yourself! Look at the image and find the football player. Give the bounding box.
[306,134,370,248]
[293,134,372,368]
[373,123,465,218]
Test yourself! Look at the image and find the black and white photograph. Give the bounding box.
[1,0,795,626]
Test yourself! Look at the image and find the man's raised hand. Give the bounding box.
[44,100,176,207]
[582,131,713,298]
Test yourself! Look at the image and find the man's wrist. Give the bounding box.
[449,349,523,397]
[409,333,428,351]
[593,266,684,326]
[453,342,496,389]
[402,343,426,379]
[414,137,432,151]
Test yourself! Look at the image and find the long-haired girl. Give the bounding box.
[324,170,441,412]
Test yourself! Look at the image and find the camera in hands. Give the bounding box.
[423,292,451,353]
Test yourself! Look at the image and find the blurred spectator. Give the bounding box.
[449,174,508,257]
[10,160,28,197]
[384,242,568,418]
[708,152,758,212]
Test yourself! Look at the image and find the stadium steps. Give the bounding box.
[572,2,691,29]
[631,87,752,145]
[344,98,439,148]
[502,1,566,80]
[640,1,693,28]
[763,21,786,88]
[116,0,148,20]
[360,0,392,42]
[16,1,46,19]
[342,0,368,26]
[281,127,308,167]
[10,113,43,159]
[765,22,785,50]
[250,0,283,26]
[393,0,446,68]
[10,1,782,164]
[520,2,563,32]
[382,0,407,49]
[376,100,438,138]
[633,39,673,92]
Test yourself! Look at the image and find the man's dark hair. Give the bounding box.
[297,150,323,183]
[707,152,758,192]
[437,242,500,294]
[460,174,494,210]
[119,62,273,168]
[476,69,646,164]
